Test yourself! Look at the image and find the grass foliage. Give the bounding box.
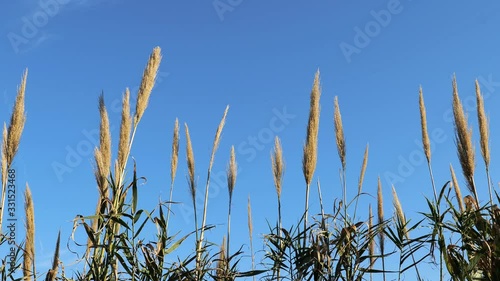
[1,47,499,281]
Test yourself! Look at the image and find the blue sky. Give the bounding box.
[1,0,500,279]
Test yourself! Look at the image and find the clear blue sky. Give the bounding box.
[1,1,500,279]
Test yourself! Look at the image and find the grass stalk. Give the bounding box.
[247,196,255,281]
[0,70,27,232]
[23,184,35,281]
[377,177,386,281]
[197,105,229,268]
[475,80,493,204]
[166,118,179,234]
[452,76,478,202]
[302,70,321,242]
[226,146,236,259]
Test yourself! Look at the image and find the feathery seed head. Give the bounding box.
[419,87,431,163]
[98,94,111,188]
[247,196,253,239]
[302,70,321,185]
[23,184,35,281]
[334,96,346,170]
[117,88,131,176]
[450,164,464,213]
[6,69,27,167]
[1,124,7,187]
[475,80,490,167]
[134,46,162,126]
[377,177,385,247]
[209,105,229,171]
[227,146,237,199]
[452,76,477,200]
[271,136,284,199]
[392,185,408,238]
[368,205,375,268]
[171,118,179,183]
[185,123,196,201]
[357,144,369,195]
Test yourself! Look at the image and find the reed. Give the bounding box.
[475,80,493,204]
[0,70,27,232]
[377,177,386,281]
[302,70,321,234]
[452,76,478,202]
[450,164,464,213]
[226,146,236,258]
[23,184,35,281]
[419,87,438,201]
[166,118,179,233]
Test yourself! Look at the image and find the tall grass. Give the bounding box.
[1,50,500,281]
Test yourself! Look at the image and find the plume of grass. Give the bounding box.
[117,88,131,186]
[184,123,201,274]
[377,177,386,281]
[88,94,112,261]
[475,80,493,204]
[98,94,111,194]
[216,236,228,279]
[198,106,229,263]
[419,87,438,202]
[368,205,375,281]
[391,186,422,281]
[452,76,478,202]
[302,70,321,233]
[392,186,407,239]
[226,146,237,258]
[119,47,162,187]
[334,96,348,209]
[247,196,255,280]
[1,124,7,225]
[134,46,162,126]
[184,123,197,229]
[271,136,284,235]
[45,231,61,281]
[166,118,179,233]
[5,70,27,166]
[354,144,369,219]
[450,164,464,213]
[0,70,27,231]
[23,184,35,281]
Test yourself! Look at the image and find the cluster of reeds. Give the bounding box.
[3,47,500,281]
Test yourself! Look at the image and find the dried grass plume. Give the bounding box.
[227,146,237,198]
[185,123,196,201]
[450,164,464,213]
[334,96,346,170]
[475,80,490,166]
[271,136,284,199]
[23,184,35,281]
[171,118,179,183]
[419,87,431,163]
[134,46,162,126]
[302,70,321,185]
[452,76,477,201]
